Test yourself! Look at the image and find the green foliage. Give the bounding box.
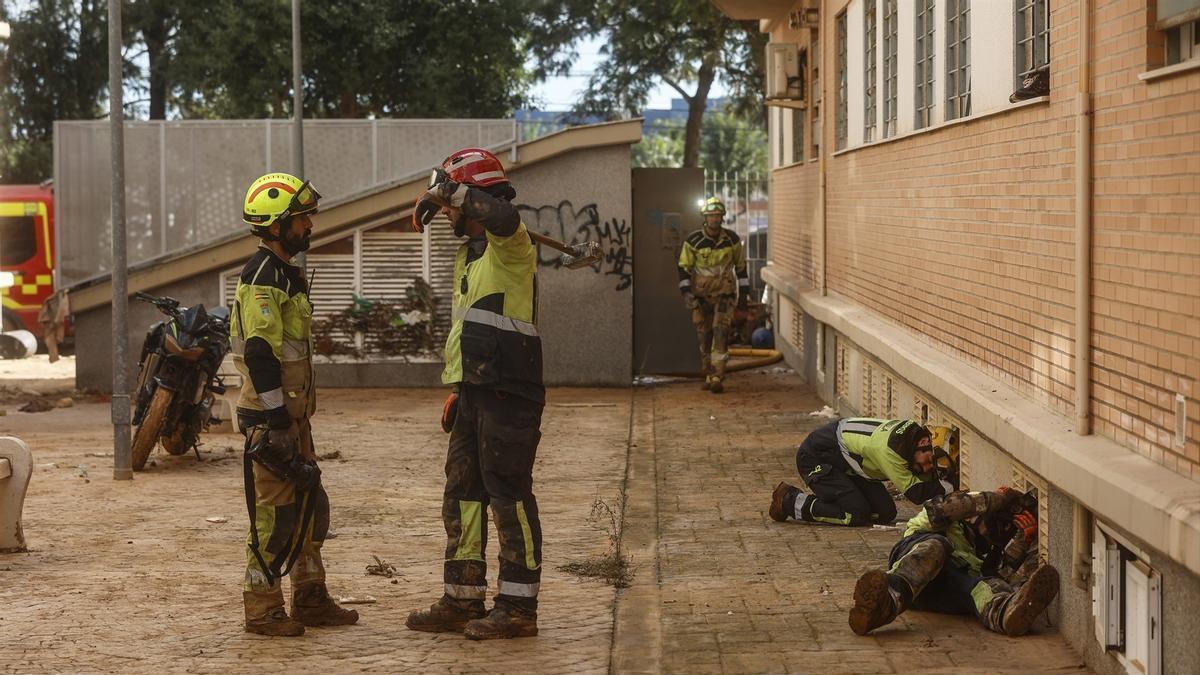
[634,109,766,178]
[560,0,767,166]
[0,0,109,183]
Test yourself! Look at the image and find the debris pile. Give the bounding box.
[312,278,439,359]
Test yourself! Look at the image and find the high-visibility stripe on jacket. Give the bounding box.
[441,221,544,404]
[229,246,316,424]
[677,226,748,298]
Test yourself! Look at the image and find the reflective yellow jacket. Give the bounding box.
[229,246,315,427]
[677,226,749,299]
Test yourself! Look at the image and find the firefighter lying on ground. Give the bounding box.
[677,197,750,394]
[232,173,359,636]
[405,148,546,641]
[848,486,1057,637]
[770,419,953,527]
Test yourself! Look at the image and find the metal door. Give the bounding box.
[632,167,704,375]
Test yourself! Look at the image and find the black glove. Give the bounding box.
[412,196,440,233]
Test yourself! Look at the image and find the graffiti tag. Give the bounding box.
[517,201,633,291]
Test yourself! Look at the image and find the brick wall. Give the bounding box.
[1089,0,1200,478]
[767,0,1199,480]
[769,162,821,288]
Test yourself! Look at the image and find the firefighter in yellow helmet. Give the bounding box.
[229,173,358,636]
[678,197,750,393]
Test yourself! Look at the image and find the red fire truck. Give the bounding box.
[0,183,55,338]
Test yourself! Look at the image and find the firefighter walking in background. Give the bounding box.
[231,173,358,636]
[769,418,953,527]
[848,487,1057,636]
[678,197,750,394]
[405,148,545,640]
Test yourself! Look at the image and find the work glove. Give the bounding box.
[682,291,700,310]
[441,390,459,434]
[412,196,440,233]
[1013,510,1038,544]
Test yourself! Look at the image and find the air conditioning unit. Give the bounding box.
[766,43,801,99]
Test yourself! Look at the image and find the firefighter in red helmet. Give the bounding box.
[406,148,545,640]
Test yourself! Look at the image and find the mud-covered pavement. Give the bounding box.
[0,371,1087,673]
[0,387,627,673]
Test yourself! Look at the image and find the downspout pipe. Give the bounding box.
[1074,0,1093,436]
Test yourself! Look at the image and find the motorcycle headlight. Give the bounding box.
[163,333,205,362]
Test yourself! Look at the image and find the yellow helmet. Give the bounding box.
[700,196,726,216]
[242,172,322,235]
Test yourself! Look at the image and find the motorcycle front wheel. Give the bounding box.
[132,387,173,471]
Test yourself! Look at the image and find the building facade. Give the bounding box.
[715,1,1199,674]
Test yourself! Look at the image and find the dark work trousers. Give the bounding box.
[794,421,897,526]
[887,532,1008,626]
[442,383,544,614]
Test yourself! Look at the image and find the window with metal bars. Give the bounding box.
[883,0,898,138]
[1015,0,1049,87]
[835,11,848,150]
[864,0,878,142]
[914,0,936,129]
[791,108,806,163]
[945,0,971,121]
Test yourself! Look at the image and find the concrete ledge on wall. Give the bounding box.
[763,266,1200,577]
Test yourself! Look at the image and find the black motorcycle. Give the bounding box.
[131,292,230,471]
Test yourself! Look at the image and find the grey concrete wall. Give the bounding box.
[1050,487,1200,675]
[512,144,633,386]
[75,274,221,392]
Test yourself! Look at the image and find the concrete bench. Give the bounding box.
[0,436,32,552]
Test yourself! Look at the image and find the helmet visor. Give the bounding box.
[288,180,321,216]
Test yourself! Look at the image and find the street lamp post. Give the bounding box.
[291,0,305,270]
[108,0,131,479]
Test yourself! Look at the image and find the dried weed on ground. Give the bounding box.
[558,497,633,589]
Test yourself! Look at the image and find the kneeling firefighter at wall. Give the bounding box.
[231,172,359,636]
[406,148,547,640]
[678,197,750,394]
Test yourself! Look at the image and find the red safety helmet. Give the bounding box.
[441,147,509,188]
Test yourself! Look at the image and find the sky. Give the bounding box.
[525,35,729,112]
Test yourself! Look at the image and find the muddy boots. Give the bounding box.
[244,591,306,637]
[405,597,487,633]
[848,570,907,635]
[463,604,539,640]
[769,482,801,522]
[291,582,360,627]
[994,564,1060,637]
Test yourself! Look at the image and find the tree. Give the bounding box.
[564,0,767,167]
[0,0,108,183]
[633,109,765,178]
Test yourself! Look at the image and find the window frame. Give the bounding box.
[945,0,971,121]
[1166,19,1200,65]
[835,11,849,151]
[1014,0,1050,87]
[883,0,899,138]
[0,216,39,267]
[864,0,878,142]
[914,0,937,129]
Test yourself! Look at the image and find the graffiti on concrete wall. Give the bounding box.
[517,201,632,291]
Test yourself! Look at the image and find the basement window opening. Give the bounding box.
[1091,524,1163,675]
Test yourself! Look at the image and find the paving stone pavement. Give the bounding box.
[620,372,1091,674]
[2,373,1092,673]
